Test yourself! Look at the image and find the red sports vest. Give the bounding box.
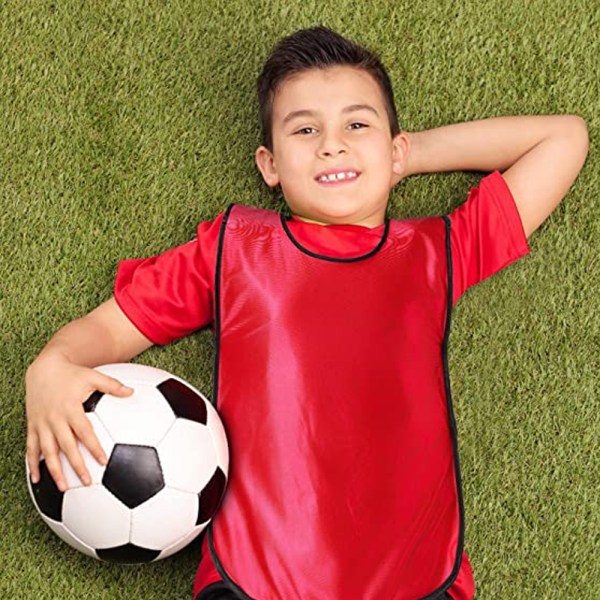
[207,203,464,600]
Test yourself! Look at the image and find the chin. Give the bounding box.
[292,204,352,223]
[315,209,357,224]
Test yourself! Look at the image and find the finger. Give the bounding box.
[38,430,67,492]
[56,425,92,486]
[26,430,41,484]
[71,415,107,467]
[93,373,134,398]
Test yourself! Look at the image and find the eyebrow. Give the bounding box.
[282,104,380,125]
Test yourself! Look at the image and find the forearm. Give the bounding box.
[27,298,152,374]
[404,114,582,176]
[29,317,121,372]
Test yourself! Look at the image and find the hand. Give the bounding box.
[25,355,133,492]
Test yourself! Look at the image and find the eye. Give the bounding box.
[294,127,317,135]
[349,122,368,130]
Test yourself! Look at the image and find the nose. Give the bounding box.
[317,128,347,158]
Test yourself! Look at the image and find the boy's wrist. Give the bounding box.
[387,131,413,186]
[391,131,423,184]
[402,131,423,178]
[28,348,72,379]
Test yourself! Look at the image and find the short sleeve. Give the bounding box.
[449,170,531,306]
[113,212,225,345]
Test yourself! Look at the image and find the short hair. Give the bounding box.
[257,26,401,152]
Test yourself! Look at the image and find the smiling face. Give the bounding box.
[255,66,410,227]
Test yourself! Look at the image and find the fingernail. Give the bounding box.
[82,475,91,486]
[58,481,67,492]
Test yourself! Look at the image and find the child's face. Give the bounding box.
[255,66,409,227]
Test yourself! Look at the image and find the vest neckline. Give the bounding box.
[279,211,390,263]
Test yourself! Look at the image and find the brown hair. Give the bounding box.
[257,25,401,151]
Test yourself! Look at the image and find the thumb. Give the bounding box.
[94,374,134,398]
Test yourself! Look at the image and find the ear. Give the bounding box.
[255,145,280,187]
[390,132,411,186]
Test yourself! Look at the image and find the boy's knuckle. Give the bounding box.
[74,423,94,445]
[86,438,101,453]
[76,415,93,431]
[39,439,55,457]
[59,436,78,459]
[46,409,63,423]
[72,461,86,477]
[45,458,60,477]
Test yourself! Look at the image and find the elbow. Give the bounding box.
[566,115,589,149]
[561,115,590,170]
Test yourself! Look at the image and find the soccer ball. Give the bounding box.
[26,363,229,564]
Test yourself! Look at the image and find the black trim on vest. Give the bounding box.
[417,215,464,600]
[195,580,241,600]
[435,214,465,598]
[209,202,256,599]
[211,203,235,410]
[280,210,391,262]
[208,528,254,600]
[208,207,465,600]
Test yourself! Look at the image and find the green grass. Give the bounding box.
[1,0,598,598]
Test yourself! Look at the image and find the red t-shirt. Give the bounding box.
[114,170,530,346]
[113,170,530,599]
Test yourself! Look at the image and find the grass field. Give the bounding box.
[1,1,598,598]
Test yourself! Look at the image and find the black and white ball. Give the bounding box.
[26,363,229,564]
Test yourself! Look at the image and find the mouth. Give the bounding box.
[314,169,361,186]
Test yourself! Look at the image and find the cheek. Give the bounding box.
[367,146,395,190]
[369,142,394,171]
[287,145,311,168]
[280,153,311,183]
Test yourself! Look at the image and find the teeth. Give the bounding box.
[318,171,357,182]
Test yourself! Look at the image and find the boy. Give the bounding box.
[25,25,588,600]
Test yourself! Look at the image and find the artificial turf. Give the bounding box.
[0,1,598,598]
